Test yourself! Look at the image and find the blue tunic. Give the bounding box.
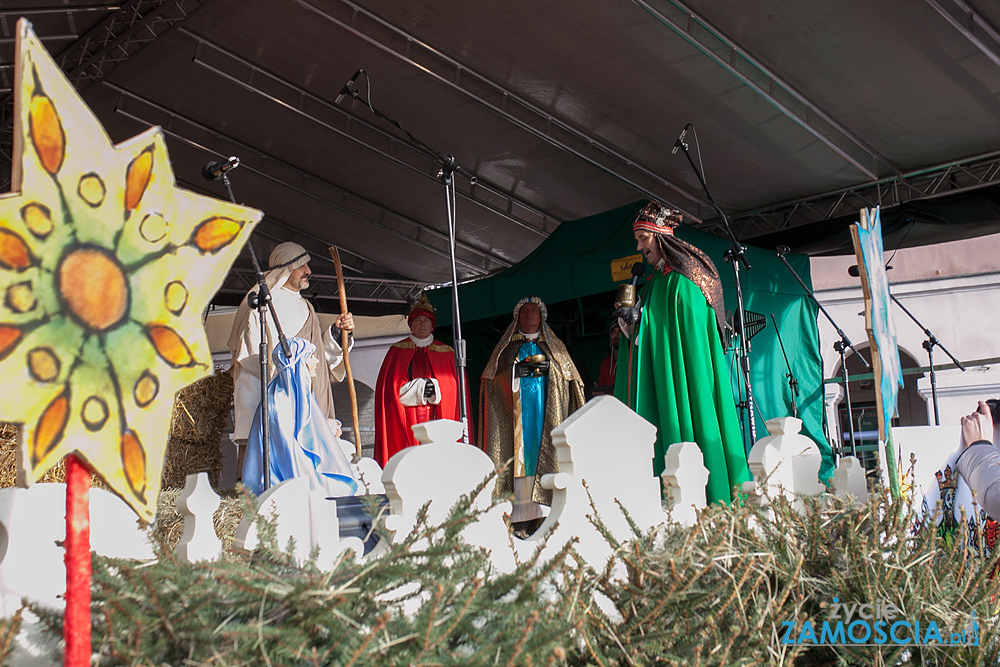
[517,341,548,477]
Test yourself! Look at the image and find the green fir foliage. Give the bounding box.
[26,488,1000,666]
[581,495,1000,666]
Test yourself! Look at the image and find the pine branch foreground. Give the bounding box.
[21,488,1000,666]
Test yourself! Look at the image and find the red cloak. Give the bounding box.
[374,338,469,467]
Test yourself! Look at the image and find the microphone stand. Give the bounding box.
[770,314,799,418]
[775,248,870,459]
[675,128,757,448]
[890,294,965,425]
[341,83,472,442]
[215,168,291,490]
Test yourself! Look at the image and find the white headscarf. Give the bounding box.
[264,242,310,292]
[226,242,310,357]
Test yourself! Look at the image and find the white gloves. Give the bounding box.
[399,378,441,406]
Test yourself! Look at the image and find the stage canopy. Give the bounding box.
[2,1,1000,316]
[429,201,831,477]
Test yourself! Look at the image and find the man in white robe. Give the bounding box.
[227,242,354,472]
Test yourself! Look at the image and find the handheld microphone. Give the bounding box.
[202,156,240,181]
[671,123,691,155]
[335,69,363,105]
[630,261,646,286]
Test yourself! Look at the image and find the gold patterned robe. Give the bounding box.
[479,298,585,509]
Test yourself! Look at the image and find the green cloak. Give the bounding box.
[615,269,751,504]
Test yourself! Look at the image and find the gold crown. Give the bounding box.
[936,466,958,492]
[633,200,682,232]
[409,293,436,323]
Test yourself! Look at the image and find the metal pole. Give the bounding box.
[770,313,799,418]
[219,170,290,490]
[677,126,757,446]
[889,292,965,426]
[442,164,470,442]
[342,78,476,443]
[927,341,940,426]
[836,341,857,458]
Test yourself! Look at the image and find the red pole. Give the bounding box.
[63,454,91,666]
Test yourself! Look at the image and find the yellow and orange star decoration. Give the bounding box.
[1,20,262,522]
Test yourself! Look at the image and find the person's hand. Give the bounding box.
[333,312,355,334]
[962,401,994,448]
[612,306,641,326]
[306,355,319,378]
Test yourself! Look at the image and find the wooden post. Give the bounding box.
[328,246,363,458]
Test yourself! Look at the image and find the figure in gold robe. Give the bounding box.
[480,296,585,531]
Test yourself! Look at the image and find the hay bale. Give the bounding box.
[0,424,19,488]
[154,486,247,558]
[162,370,234,490]
[168,371,234,444]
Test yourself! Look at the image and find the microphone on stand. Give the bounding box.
[201,156,240,181]
[776,245,791,255]
[847,264,892,277]
[335,69,363,105]
[671,123,691,155]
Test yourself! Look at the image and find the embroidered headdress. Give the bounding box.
[408,293,437,328]
[632,201,727,334]
[633,201,682,235]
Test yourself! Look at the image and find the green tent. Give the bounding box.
[430,201,831,479]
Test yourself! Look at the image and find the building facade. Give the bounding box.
[811,231,1000,465]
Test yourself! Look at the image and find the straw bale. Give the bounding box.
[0,424,19,488]
[162,370,234,490]
[168,370,233,444]
[154,486,247,560]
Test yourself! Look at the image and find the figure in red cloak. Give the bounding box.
[374,295,469,466]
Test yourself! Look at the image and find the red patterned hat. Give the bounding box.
[408,293,436,327]
[633,201,682,235]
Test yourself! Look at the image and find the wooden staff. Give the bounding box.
[328,246,362,458]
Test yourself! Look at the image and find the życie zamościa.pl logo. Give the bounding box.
[781,598,979,647]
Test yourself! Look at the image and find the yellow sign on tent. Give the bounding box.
[1,20,262,522]
[610,254,643,282]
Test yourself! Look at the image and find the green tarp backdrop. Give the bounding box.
[430,201,832,479]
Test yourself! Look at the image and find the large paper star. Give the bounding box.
[2,20,262,522]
